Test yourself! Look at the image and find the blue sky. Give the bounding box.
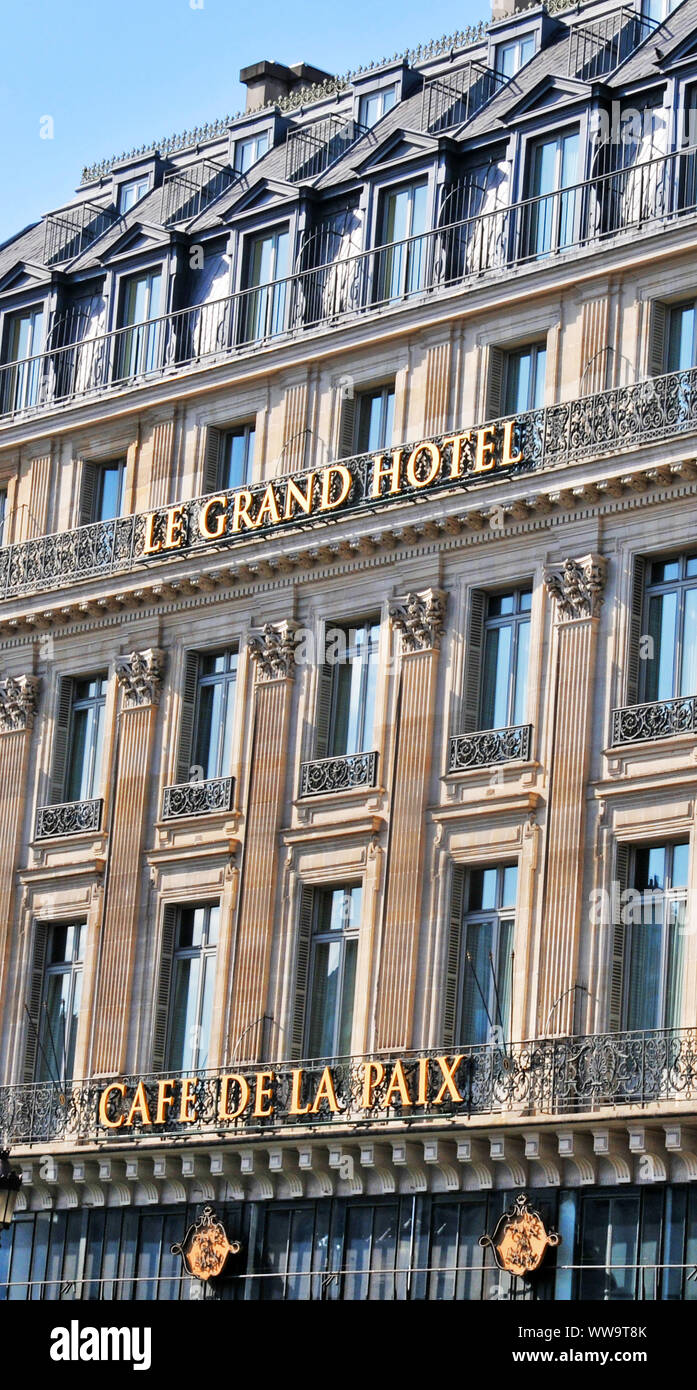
[0,0,487,245]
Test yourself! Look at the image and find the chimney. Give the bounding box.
[239,59,334,112]
[491,0,535,18]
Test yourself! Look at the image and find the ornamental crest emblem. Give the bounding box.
[479,1193,560,1276]
[171,1207,241,1282]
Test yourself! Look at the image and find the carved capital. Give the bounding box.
[544,554,606,621]
[389,588,447,652]
[0,674,40,732]
[247,620,299,681]
[115,649,165,707]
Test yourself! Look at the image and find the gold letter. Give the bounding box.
[361,1060,385,1109]
[253,1071,275,1118]
[99,1081,125,1129]
[405,441,441,489]
[142,512,161,555]
[383,1059,413,1108]
[230,489,256,532]
[179,1077,198,1123]
[433,1055,465,1104]
[283,473,315,519]
[370,449,402,498]
[474,425,496,473]
[163,505,185,550]
[310,1066,340,1114]
[290,1068,311,1115]
[199,495,227,540]
[155,1079,176,1125]
[416,1056,429,1106]
[254,483,281,527]
[126,1080,152,1127]
[501,420,522,468]
[218,1073,250,1121]
[442,432,472,479]
[319,464,352,511]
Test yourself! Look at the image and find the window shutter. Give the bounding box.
[609,844,630,1032]
[290,885,315,1060]
[151,904,178,1071]
[648,301,667,379]
[485,347,505,421]
[338,396,357,458]
[314,662,334,759]
[175,652,200,783]
[50,676,74,805]
[78,462,99,528]
[202,426,222,495]
[625,556,646,707]
[462,590,486,733]
[23,922,48,1083]
[442,864,466,1048]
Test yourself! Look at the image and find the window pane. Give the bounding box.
[513,619,530,725]
[669,307,694,371]
[672,843,689,888]
[168,956,200,1070]
[461,920,493,1044]
[67,707,89,801]
[224,430,253,489]
[627,919,662,1029]
[501,865,518,908]
[308,940,340,1056]
[646,591,677,701]
[482,624,512,728]
[681,587,697,695]
[197,953,216,1069]
[338,937,357,1055]
[97,464,123,521]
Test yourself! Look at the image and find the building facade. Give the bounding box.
[2,0,697,1300]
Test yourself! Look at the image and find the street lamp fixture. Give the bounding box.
[0,1149,22,1236]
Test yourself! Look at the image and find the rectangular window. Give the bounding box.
[37,923,85,1083]
[235,131,270,173]
[115,268,162,378]
[358,86,397,128]
[624,843,689,1031]
[2,305,44,411]
[480,589,532,730]
[166,904,219,1071]
[192,649,237,780]
[355,385,395,453]
[0,487,6,546]
[496,33,536,78]
[642,0,678,20]
[65,676,107,802]
[306,885,362,1057]
[243,226,290,341]
[85,460,125,522]
[118,176,150,213]
[460,866,517,1046]
[377,181,428,300]
[524,130,579,256]
[221,424,255,490]
[503,344,546,414]
[668,304,696,371]
[642,554,697,702]
[327,621,380,756]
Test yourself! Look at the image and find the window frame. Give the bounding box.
[37,921,86,1084]
[118,176,150,214]
[165,903,219,1072]
[234,130,270,174]
[305,883,362,1059]
[480,587,532,731]
[641,552,697,702]
[220,423,256,491]
[458,865,517,1047]
[495,32,536,78]
[192,648,238,781]
[358,85,397,128]
[355,383,395,453]
[65,674,108,802]
[623,841,689,1032]
[502,342,547,414]
[326,618,381,758]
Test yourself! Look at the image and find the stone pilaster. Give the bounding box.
[537,556,607,1036]
[90,650,164,1074]
[226,621,299,1062]
[0,676,39,1019]
[375,589,446,1048]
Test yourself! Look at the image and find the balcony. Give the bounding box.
[35,798,103,840]
[568,6,656,81]
[421,61,506,134]
[285,115,367,182]
[2,1026,696,1147]
[2,143,696,430]
[161,776,234,820]
[448,724,532,772]
[611,696,697,746]
[162,159,238,225]
[299,750,379,797]
[43,201,118,267]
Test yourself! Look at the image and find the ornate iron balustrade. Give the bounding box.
[3,365,697,602]
[448,724,532,772]
[3,143,697,429]
[34,798,103,840]
[3,1027,697,1147]
[611,696,697,746]
[299,750,378,797]
[161,776,234,819]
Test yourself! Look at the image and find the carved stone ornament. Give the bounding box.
[115,649,165,707]
[479,1193,561,1277]
[0,675,40,732]
[247,620,299,680]
[171,1207,241,1282]
[544,554,606,620]
[389,588,447,652]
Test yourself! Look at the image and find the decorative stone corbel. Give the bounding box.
[390,1140,427,1193]
[115,648,165,707]
[544,554,607,621]
[297,1145,333,1197]
[456,1136,494,1190]
[422,1138,460,1192]
[359,1141,396,1195]
[247,620,300,681]
[593,1128,632,1183]
[627,1125,668,1183]
[488,1134,527,1187]
[0,674,40,732]
[556,1130,596,1185]
[388,588,447,652]
[524,1132,562,1187]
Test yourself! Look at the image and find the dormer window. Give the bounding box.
[115,269,163,378]
[358,86,397,128]
[235,131,270,174]
[641,0,678,22]
[496,33,535,79]
[118,176,150,213]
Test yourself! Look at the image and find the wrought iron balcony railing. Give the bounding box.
[162,159,238,225]
[3,1026,697,1147]
[161,776,234,819]
[611,695,697,746]
[1,365,697,602]
[448,724,532,772]
[421,61,506,133]
[568,6,656,81]
[43,200,118,267]
[34,798,103,840]
[299,750,379,797]
[285,115,367,182]
[2,143,697,428]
